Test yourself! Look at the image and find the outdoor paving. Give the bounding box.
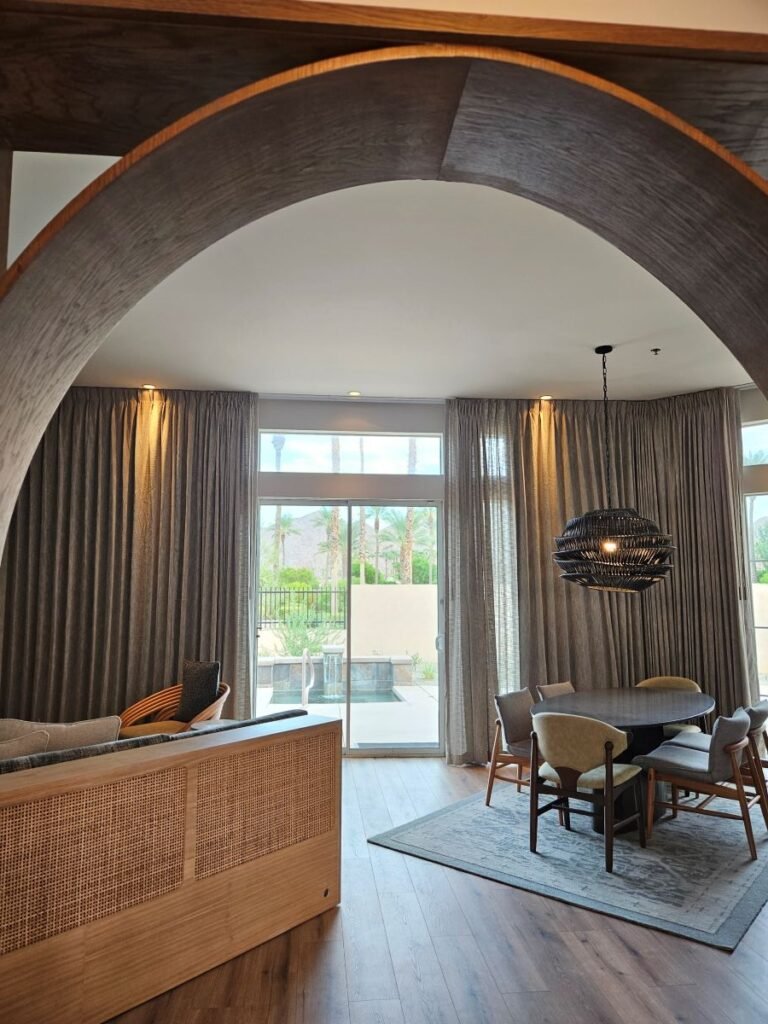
[255,681,439,749]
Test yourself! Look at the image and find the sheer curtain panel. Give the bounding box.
[445,389,754,765]
[0,388,258,721]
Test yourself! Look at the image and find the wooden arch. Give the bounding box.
[1,44,768,547]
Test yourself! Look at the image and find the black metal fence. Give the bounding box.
[258,586,347,626]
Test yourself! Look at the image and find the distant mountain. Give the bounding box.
[260,510,328,577]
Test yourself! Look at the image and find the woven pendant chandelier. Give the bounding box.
[553,346,674,593]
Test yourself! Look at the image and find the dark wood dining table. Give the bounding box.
[530,687,715,738]
[530,687,716,831]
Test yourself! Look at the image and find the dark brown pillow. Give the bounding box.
[175,659,220,722]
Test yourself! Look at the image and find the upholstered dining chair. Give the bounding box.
[120,660,230,738]
[665,700,768,825]
[485,689,534,806]
[635,675,703,737]
[530,712,645,873]
[633,708,765,860]
[535,681,575,702]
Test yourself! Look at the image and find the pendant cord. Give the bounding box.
[602,351,612,510]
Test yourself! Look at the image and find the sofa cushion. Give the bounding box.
[168,709,310,741]
[175,659,220,722]
[0,733,172,775]
[0,716,121,751]
[0,730,50,759]
[120,720,189,739]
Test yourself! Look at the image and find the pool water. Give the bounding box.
[270,690,402,705]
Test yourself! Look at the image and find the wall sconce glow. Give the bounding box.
[142,384,156,391]
[347,391,362,397]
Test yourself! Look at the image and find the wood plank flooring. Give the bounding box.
[110,759,768,1024]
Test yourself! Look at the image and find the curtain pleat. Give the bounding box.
[446,388,755,765]
[0,387,258,722]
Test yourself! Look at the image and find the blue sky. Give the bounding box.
[260,432,441,475]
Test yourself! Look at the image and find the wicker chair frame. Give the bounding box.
[120,682,230,731]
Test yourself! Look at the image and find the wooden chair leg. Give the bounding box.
[603,794,614,873]
[671,785,679,818]
[515,762,522,794]
[732,752,758,861]
[748,740,768,830]
[562,796,571,831]
[635,777,646,849]
[485,722,501,807]
[529,767,539,854]
[646,769,656,839]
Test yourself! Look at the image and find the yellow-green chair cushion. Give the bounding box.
[119,721,188,739]
[663,722,702,738]
[539,761,642,790]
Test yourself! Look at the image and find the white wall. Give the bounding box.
[259,398,445,434]
[8,153,118,263]
[258,584,438,663]
[350,584,438,663]
[303,0,768,32]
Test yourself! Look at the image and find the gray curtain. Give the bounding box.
[446,389,755,765]
[0,387,258,722]
[445,401,520,766]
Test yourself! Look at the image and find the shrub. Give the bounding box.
[278,567,319,589]
[272,613,342,657]
[411,552,438,585]
[351,560,377,584]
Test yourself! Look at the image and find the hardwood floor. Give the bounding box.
[111,758,768,1024]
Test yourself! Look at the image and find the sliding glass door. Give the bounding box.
[255,502,348,734]
[348,504,441,751]
[745,492,768,697]
[255,500,443,753]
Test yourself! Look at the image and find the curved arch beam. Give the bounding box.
[1,44,767,547]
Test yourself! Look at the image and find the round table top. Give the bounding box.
[530,688,715,729]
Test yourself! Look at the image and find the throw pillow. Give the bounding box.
[0,730,50,759]
[175,659,221,722]
[0,716,121,751]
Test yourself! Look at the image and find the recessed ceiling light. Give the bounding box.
[540,395,553,401]
[348,390,362,397]
[142,384,156,390]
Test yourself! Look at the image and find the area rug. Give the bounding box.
[368,786,768,950]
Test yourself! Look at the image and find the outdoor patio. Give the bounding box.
[256,679,440,749]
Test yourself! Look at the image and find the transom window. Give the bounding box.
[743,423,768,465]
[259,431,442,475]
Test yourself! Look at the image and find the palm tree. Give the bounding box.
[313,507,348,581]
[373,507,381,584]
[270,512,299,571]
[402,438,418,584]
[379,507,430,583]
[426,505,436,584]
[328,438,342,602]
[743,452,767,582]
[358,438,367,584]
[271,435,286,574]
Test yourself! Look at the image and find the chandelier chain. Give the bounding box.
[603,351,611,510]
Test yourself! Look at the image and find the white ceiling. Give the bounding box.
[10,153,751,401]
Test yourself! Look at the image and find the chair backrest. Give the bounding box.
[532,712,628,773]
[535,681,575,702]
[747,699,768,736]
[495,690,534,746]
[707,708,750,780]
[636,675,700,692]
